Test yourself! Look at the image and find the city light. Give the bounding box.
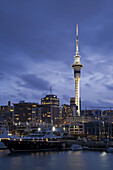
[38,128,41,131]
[52,126,55,132]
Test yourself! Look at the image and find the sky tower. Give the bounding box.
[72,24,83,116]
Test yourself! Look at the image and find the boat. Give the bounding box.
[0,141,7,149]
[107,147,113,153]
[0,129,18,149]
[1,131,65,153]
[82,146,89,150]
[71,144,82,151]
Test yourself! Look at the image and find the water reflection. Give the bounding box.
[7,150,60,159]
[100,151,107,158]
[0,150,113,170]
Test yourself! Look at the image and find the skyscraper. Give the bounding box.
[13,101,38,124]
[41,94,59,124]
[72,24,83,116]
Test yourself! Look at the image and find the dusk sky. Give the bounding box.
[1,0,113,109]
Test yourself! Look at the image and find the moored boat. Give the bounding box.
[71,144,82,151]
[107,147,113,153]
[82,146,89,150]
[0,141,7,149]
[2,132,64,153]
[0,130,18,149]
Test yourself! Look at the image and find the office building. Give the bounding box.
[41,94,59,124]
[62,104,73,119]
[13,101,38,124]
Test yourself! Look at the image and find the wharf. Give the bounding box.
[62,139,113,146]
[83,147,107,152]
[61,139,113,152]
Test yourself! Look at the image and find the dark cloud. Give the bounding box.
[0,0,110,64]
[17,74,50,91]
[84,83,91,87]
[104,84,113,91]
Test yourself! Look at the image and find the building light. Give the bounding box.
[32,105,37,107]
[38,128,41,131]
[28,118,31,120]
[52,126,55,132]
[8,133,12,136]
[63,127,65,131]
[15,114,19,116]
[27,108,31,110]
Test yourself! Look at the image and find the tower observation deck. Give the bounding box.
[72,24,83,116]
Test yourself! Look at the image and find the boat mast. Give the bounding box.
[50,86,53,126]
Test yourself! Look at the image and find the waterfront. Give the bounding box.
[0,150,113,170]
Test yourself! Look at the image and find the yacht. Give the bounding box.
[107,147,113,153]
[1,130,65,152]
[0,130,18,149]
[71,144,82,151]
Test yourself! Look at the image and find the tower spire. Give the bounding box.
[76,24,79,55]
[50,86,52,95]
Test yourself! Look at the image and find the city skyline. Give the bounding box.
[1,0,113,109]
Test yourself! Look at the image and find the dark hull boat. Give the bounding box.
[2,139,63,153]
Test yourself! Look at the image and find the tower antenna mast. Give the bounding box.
[50,86,53,125]
[50,86,52,95]
[76,24,79,55]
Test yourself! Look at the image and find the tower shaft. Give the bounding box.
[75,78,80,114]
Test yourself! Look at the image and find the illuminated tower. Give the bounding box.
[72,24,83,116]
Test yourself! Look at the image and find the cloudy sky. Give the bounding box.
[1,0,113,109]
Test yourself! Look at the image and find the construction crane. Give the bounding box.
[91,107,113,111]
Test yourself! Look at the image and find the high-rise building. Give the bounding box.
[41,94,59,124]
[13,101,39,124]
[35,105,44,123]
[62,104,73,119]
[70,97,76,116]
[72,24,83,116]
[0,101,13,122]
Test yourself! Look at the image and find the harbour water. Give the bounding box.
[0,150,113,170]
